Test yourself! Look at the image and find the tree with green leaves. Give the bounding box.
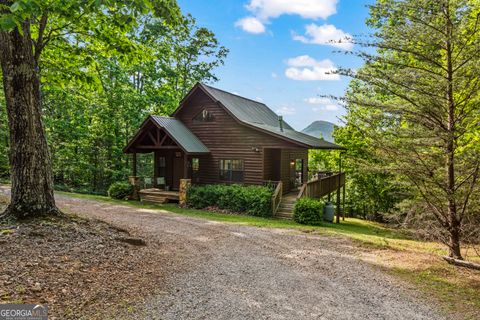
[36,12,227,194]
[340,0,480,259]
[0,0,180,218]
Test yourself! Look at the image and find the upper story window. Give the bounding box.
[193,109,214,122]
[219,159,244,183]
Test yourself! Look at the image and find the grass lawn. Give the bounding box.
[7,189,480,319]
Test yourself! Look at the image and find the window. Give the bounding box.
[193,109,214,122]
[192,158,200,183]
[219,159,244,182]
[158,156,166,178]
[192,158,200,171]
[156,156,166,187]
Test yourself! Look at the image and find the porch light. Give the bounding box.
[290,160,295,166]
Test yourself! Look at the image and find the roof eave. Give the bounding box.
[124,115,210,155]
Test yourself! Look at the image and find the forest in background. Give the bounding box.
[309,0,479,258]
[0,0,478,259]
[0,13,227,193]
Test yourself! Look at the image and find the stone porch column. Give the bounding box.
[129,176,140,200]
[179,179,191,207]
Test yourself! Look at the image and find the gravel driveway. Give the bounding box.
[1,187,443,320]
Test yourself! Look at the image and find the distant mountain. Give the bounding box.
[301,120,335,142]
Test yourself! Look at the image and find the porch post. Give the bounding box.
[183,154,189,179]
[336,152,342,224]
[179,179,191,207]
[132,152,137,177]
[153,151,158,188]
[129,152,140,200]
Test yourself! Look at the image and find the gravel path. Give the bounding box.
[1,187,443,320]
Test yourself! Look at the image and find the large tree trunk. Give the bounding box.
[0,20,60,218]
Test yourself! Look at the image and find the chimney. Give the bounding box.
[278,116,284,132]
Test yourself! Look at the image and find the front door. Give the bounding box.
[172,151,183,190]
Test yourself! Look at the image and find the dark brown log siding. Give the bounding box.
[175,90,306,190]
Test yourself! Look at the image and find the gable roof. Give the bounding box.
[200,84,295,131]
[174,83,345,150]
[124,116,210,154]
[151,116,210,154]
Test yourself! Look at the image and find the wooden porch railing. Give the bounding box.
[297,172,345,200]
[271,181,283,216]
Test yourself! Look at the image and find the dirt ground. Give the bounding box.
[0,187,445,319]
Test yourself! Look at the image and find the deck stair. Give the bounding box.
[276,192,298,219]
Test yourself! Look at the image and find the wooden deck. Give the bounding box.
[139,188,180,205]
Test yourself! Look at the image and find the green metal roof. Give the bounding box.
[199,83,345,150]
[151,116,210,154]
[201,83,294,130]
[251,123,345,150]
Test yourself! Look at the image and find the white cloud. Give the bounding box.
[247,0,338,20]
[305,97,333,105]
[285,55,340,81]
[237,0,338,34]
[293,23,353,50]
[235,16,266,34]
[276,106,296,115]
[307,97,340,111]
[312,105,339,112]
[324,104,339,111]
[271,72,278,78]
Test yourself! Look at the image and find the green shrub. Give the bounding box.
[107,182,133,200]
[186,184,273,217]
[294,198,323,225]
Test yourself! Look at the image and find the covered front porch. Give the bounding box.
[124,116,210,203]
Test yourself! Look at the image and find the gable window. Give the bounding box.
[193,109,214,122]
[219,159,244,182]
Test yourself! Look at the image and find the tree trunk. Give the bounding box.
[444,2,462,259]
[0,20,60,218]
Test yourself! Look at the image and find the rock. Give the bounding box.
[31,282,42,292]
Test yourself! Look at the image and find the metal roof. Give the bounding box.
[151,116,210,154]
[201,83,294,130]
[251,123,345,150]
[199,83,345,150]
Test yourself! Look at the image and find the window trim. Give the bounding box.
[192,108,215,123]
[219,159,244,183]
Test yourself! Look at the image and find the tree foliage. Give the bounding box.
[0,1,227,198]
[337,0,480,258]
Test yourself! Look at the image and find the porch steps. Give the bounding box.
[139,189,179,205]
[275,193,298,219]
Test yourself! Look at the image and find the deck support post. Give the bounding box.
[336,152,343,223]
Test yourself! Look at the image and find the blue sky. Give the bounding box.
[177,0,373,130]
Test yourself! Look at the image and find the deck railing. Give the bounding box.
[270,181,283,216]
[297,172,345,200]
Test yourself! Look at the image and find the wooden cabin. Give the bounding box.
[124,83,345,213]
